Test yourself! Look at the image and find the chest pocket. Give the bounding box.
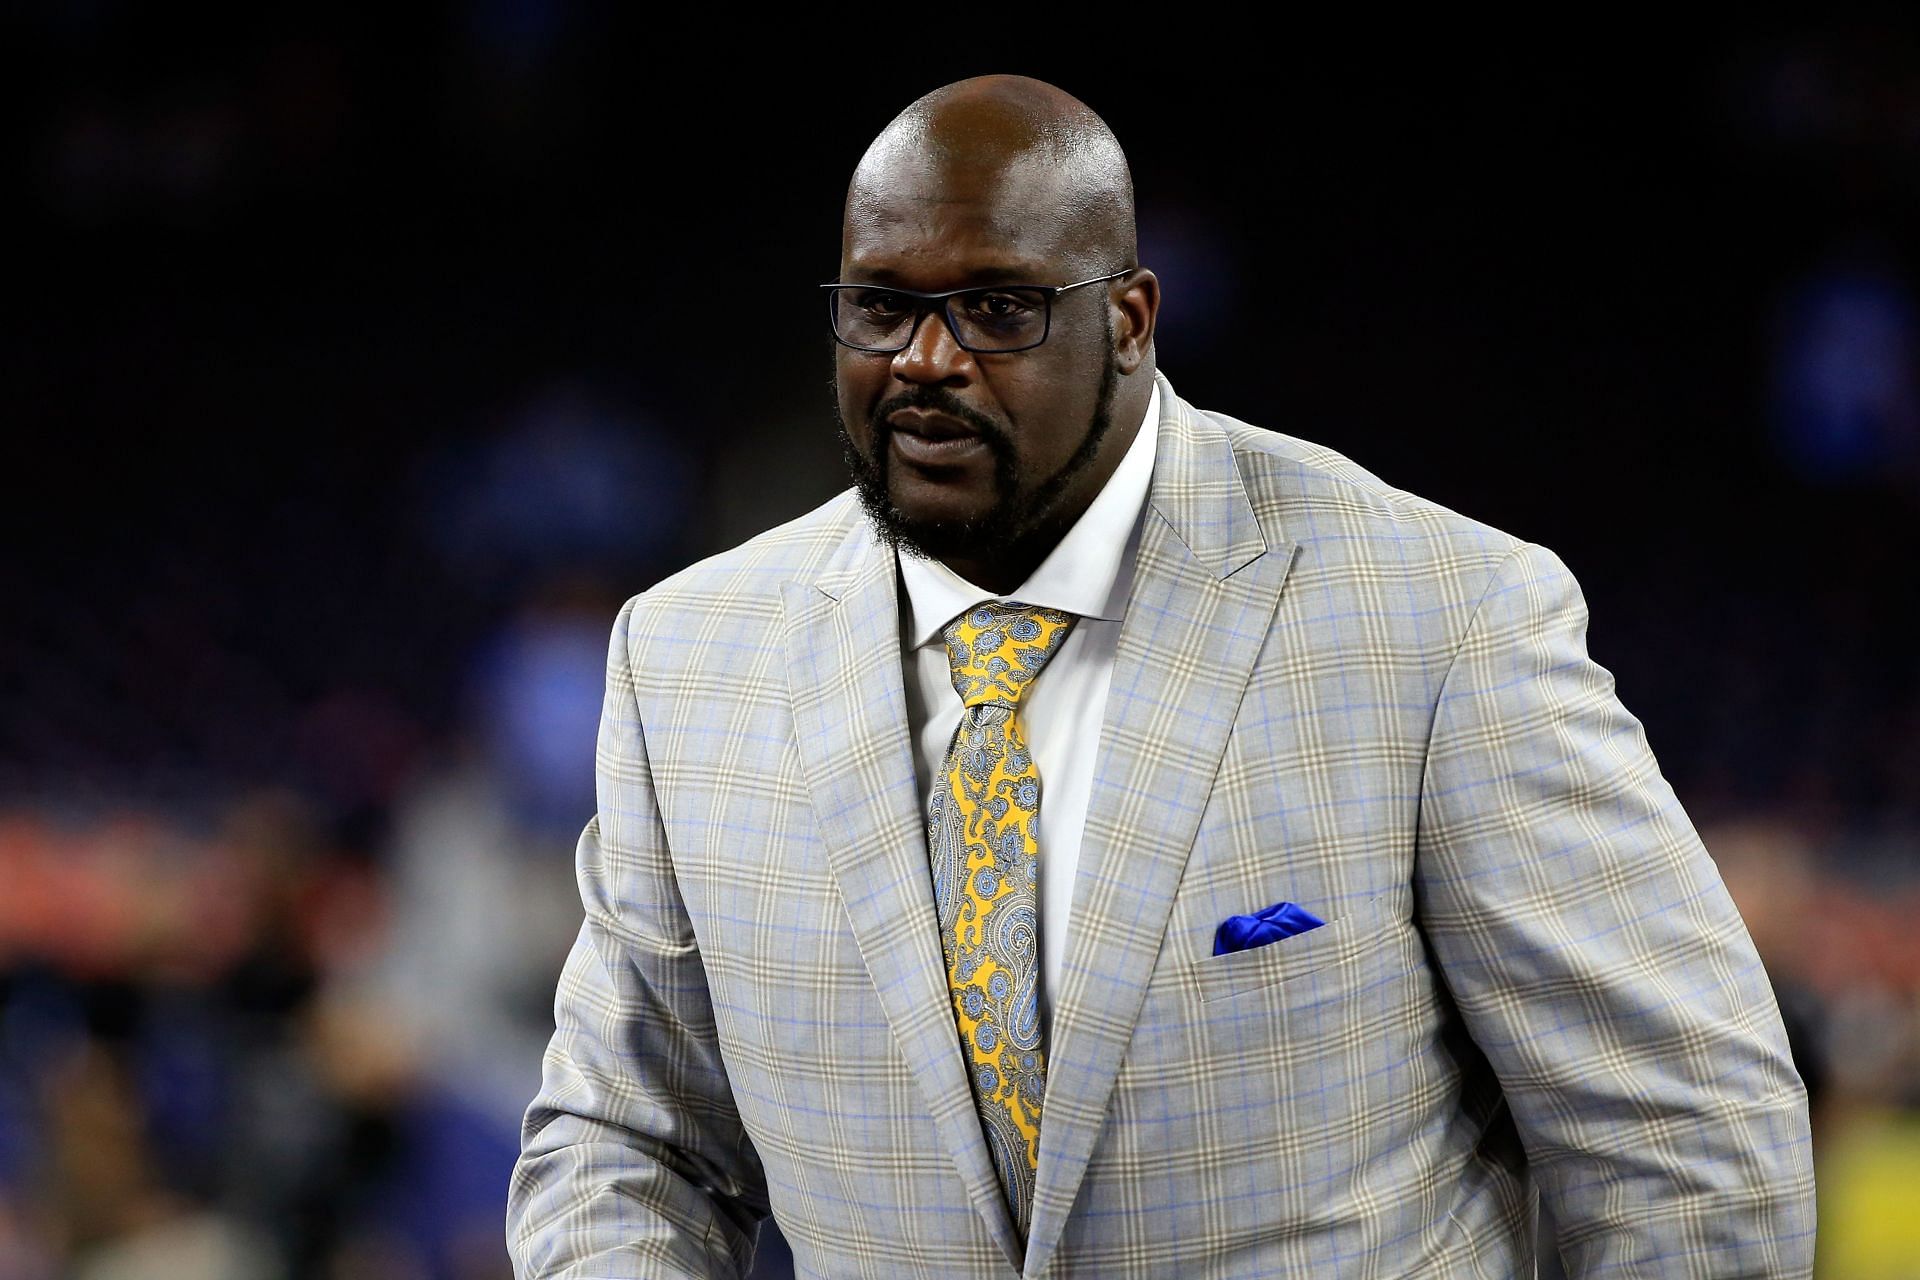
[1189,897,1388,1004]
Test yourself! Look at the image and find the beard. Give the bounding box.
[834,341,1120,568]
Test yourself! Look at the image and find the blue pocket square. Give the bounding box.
[1213,901,1327,956]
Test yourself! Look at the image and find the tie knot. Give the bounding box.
[942,601,1076,709]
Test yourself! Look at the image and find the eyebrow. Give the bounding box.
[839,263,1055,288]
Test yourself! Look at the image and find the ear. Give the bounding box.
[1110,269,1160,375]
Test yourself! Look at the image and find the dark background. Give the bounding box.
[4,11,1917,1279]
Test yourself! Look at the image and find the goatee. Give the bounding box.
[834,351,1119,567]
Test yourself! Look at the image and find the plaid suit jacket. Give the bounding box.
[508,374,1815,1278]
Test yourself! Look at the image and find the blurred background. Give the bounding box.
[4,10,1918,1278]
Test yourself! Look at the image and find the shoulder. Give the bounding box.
[610,487,866,661]
[1184,399,1531,590]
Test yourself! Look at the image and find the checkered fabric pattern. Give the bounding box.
[507,373,1815,1279]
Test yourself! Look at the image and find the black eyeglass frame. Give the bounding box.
[820,268,1133,354]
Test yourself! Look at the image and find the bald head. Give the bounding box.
[845,75,1137,277]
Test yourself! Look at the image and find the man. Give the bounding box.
[508,76,1815,1278]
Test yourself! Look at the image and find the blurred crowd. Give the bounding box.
[7,10,1920,1279]
[2,387,685,1279]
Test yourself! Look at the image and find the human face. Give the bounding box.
[833,166,1131,586]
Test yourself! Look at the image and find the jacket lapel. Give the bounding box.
[1024,378,1298,1278]
[780,522,1025,1269]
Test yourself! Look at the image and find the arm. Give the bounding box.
[1415,541,1815,1278]
[507,595,769,1279]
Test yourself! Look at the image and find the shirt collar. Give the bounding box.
[899,380,1160,650]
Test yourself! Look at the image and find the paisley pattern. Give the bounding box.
[928,600,1074,1239]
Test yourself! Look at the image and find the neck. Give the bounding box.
[937,531,1059,596]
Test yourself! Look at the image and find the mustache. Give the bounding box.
[868,387,1008,447]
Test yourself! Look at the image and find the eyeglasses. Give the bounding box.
[821,268,1132,354]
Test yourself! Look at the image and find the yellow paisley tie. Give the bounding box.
[927,600,1075,1239]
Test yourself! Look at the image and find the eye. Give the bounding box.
[968,291,1039,320]
[851,289,912,317]
[959,290,1044,332]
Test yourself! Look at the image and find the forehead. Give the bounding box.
[841,157,1078,284]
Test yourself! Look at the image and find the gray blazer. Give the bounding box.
[508,373,1815,1278]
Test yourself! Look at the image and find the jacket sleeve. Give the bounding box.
[1413,541,1816,1277]
[507,594,770,1279]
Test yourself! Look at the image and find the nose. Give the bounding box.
[891,304,976,387]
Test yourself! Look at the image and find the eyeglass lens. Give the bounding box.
[830,287,1052,352]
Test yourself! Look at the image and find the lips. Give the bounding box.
[883,408,990,469]
[886,408,978,442]
[883,407,991,468]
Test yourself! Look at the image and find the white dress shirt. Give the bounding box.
[898,382,1159,1027]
